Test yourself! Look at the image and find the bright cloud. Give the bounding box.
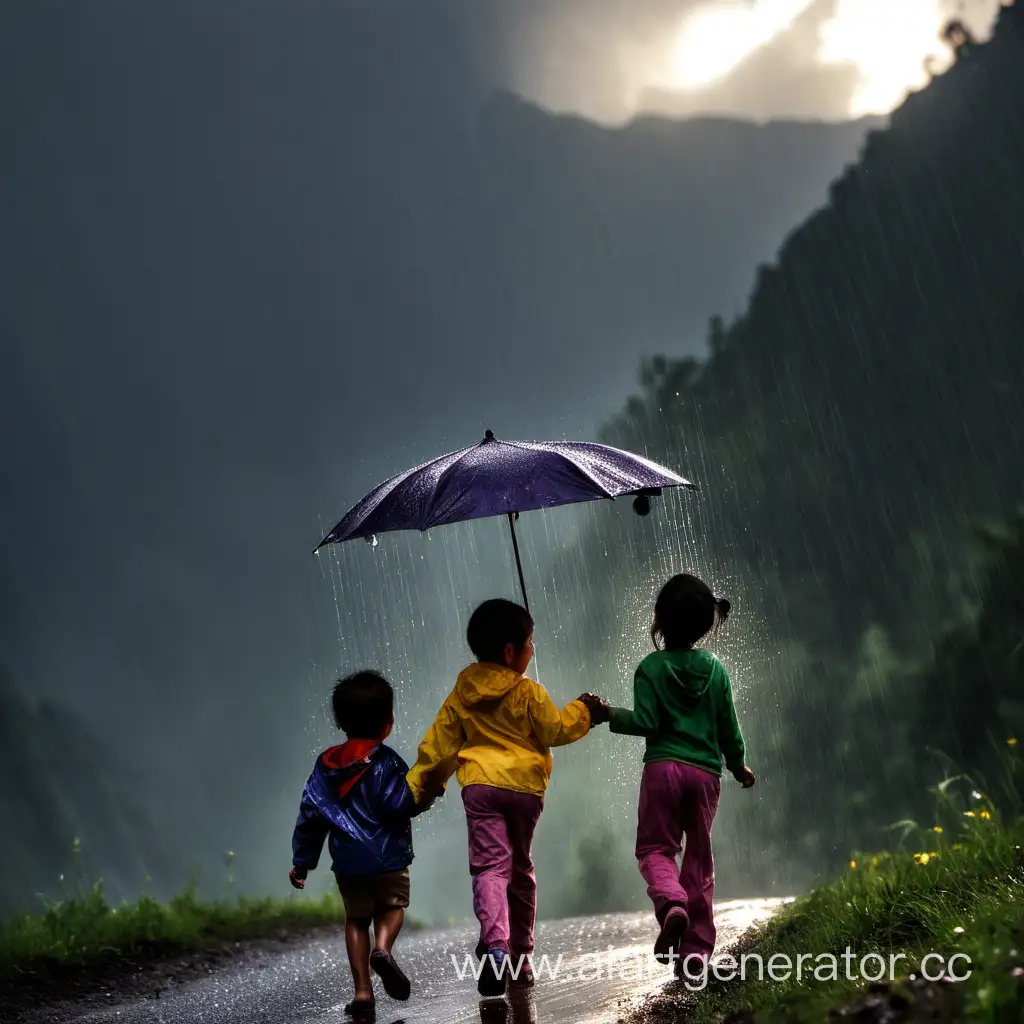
[818,0,956,115]
[668,0,815,89]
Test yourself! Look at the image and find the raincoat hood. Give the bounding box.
[455,662,524,706]
[319,739,380,800]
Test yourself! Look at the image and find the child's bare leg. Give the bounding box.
[369,904,412,1000]
[345,919,374,1001]
[372,906,404,953]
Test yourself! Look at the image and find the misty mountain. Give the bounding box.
[3,2,878,911]
[0,667,176,913]
[449,94,882,416]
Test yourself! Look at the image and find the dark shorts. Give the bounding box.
[335,869,410,921]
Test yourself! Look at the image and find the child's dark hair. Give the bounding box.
[332,671,394,737]
[651,573,731,650]
[467,598,534,664]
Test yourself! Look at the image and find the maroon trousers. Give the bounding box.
[635,760,721,958]
[462,784,544,956]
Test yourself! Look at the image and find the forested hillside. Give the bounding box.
[581,1,1024,876]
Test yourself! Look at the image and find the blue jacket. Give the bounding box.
[292,740,421,877]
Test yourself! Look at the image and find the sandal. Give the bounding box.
[477,947,509,998]
[654,906,689,963]
[369,948,411,1001]
[344,996,376,1017]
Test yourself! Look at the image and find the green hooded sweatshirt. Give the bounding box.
[609,649,745,778]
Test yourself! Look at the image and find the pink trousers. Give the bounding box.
[463,784,544,956]
[635,760,721,958]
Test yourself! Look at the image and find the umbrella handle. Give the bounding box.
[506,513,530,614]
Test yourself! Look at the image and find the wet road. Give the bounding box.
[41,900,786,1024]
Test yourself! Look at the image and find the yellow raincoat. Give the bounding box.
[406,662,591,801]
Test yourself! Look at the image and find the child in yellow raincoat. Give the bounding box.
[406,598,609,996]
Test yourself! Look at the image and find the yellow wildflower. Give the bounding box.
[849,859,857,870]
[932,826,943,833]
[980,810,992,821]
[914,852,931,865]
[964,811,976,818]
[1008,737,1017,746]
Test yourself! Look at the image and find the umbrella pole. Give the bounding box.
[506,513,530,613]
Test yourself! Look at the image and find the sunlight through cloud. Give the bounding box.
[669,0,816,89]
[818,0,954,115]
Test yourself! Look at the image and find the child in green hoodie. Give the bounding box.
[610,573,755,968]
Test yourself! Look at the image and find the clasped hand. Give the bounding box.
[577,692,612,726]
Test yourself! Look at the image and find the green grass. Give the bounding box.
[0,882,346,980]
[676,804,1024,1022]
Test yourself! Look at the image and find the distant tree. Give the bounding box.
[555,825,637,917]
[638,354,668,391]
[907,508,1024,806]
[708,314,727,356]
[942,18,977,60]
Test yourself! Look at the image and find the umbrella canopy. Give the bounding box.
[315,430,695,610]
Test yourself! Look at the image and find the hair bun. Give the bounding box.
[715,596,731,619]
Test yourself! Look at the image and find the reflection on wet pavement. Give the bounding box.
[44,900,787,1024]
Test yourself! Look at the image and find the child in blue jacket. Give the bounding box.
[290,671,429,1017]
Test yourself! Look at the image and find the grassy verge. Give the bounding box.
[0,882,346,980]
[650,803,1024,1022]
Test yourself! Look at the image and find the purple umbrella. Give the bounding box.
[315,430,695,611]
